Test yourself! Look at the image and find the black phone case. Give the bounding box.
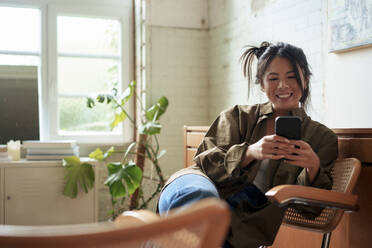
[275,116,301,140]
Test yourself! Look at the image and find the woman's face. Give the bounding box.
[261,56,304,115]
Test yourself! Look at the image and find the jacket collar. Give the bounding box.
[258,102,307,122]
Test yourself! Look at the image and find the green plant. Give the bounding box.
[63,81,168,218]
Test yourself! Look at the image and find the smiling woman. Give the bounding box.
[157,41,338,248]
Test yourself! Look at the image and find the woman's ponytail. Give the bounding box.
[240,41,271,94]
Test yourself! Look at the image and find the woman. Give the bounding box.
[158,41,338,248]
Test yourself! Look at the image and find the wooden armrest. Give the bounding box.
[265,185,358,211]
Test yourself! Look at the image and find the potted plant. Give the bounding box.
[63,81,168,219]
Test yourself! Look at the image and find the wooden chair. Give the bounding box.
[265,157,361,248]
[0,198,231,248]
[184,126,361,248]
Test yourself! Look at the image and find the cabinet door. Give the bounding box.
[4,166,96,225]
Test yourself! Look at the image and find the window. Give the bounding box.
[57,16,120,134]
[0,7,41,144]
[0,1,133,144]
[0,6,40,66]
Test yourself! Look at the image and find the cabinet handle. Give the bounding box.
[7,196,11,200]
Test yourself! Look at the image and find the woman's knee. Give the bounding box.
[158,174,219,214]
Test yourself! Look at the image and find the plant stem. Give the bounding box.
[112,98,136,127]
[129,133,147,209]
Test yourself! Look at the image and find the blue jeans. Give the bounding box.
[158,174,219,214]
[158,174,234,247]
[158,174,269,248]
[158,174,268,214]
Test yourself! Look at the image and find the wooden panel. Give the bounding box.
[270,225,323,248]
[184,126,207,167]
[349,166,372,248]
[338,138,351,158]
[271,214,350,248]
[186,132,205,148]
[186,148,197,167]
[184,126,209,132]
[333,128,372,138]
[349,138,372,163]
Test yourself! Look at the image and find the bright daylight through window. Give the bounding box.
[0,2,131,144]
[57,16,121,134]
[0,7,40,144]
[0,7,40,66]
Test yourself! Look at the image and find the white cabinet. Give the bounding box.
[0,159,99,225]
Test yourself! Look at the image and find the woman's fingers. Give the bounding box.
[266,134,290,144]
[267,154,285,160]
[248,135,297,161]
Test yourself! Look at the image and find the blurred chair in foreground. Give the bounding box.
[0,198,231,248]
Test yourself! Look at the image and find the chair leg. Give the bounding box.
[321,232,331,248]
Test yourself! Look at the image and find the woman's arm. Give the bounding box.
[193,105,254,185]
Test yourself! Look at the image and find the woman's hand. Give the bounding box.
[240,136,320,183]
[282,140,320,183]
[240,135,292,167]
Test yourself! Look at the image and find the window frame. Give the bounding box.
[48,3,133,144]
[0,0,134,145]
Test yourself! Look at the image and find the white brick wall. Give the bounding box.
[207,0,326,122]
[150,0,208,29]
[147,1,209,179]
[149,27,209,178]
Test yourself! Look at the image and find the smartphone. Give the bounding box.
[275,116,301,140]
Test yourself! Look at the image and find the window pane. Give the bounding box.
[59,96,118,133]
[58,16,120,55]
[0,54,39,66]
[0,7,40,53]
[58,57,118,94]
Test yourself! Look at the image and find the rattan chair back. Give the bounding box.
[282,158,361,233]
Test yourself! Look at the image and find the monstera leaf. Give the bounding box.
[139,121,162,135]
[63,156,95,198]
[119,80,136,105]
[105,161,142,199]
[89,147,115,161]
[145,96,169,121]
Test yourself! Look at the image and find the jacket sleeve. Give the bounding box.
[193,105,251,187]
[294,125,338,219]
[296,125,338,189]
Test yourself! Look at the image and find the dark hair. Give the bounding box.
[240,41,312,107]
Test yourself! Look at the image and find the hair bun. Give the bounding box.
[254,41,271,59]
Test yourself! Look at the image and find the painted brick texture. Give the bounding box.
[208,0,326,122]
[149,26,209,179]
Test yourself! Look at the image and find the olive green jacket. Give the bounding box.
[167,102,337,197]
[163,102,338,247]
[194,102,338,198]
